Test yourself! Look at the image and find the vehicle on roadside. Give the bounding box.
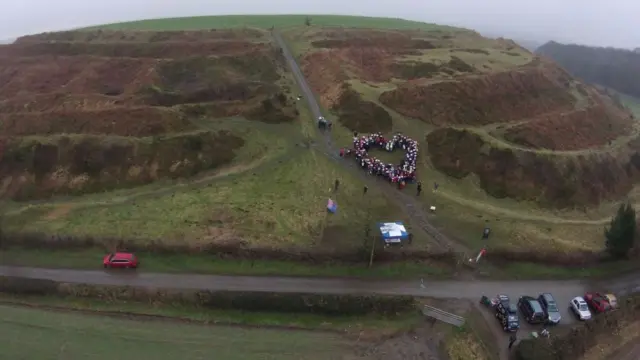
[538,293,562,324]
[604,293,618,309]
[494,294,520,332]
[517,296,546,324]
[584,292,611,313]
[569,296,592,320]
[103,252,139,269]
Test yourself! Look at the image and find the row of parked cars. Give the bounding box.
[483,292,618,332]
[569,292,618,320]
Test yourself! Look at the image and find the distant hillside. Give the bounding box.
[537,41,640,98]
[513,39,543,52]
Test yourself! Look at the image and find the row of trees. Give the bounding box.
[536,41,640,98]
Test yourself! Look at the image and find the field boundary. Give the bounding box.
[0,299,343,333]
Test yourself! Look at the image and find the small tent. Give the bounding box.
[378,222,409,244]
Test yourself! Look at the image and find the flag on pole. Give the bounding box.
[327,198,337,213]
[475,248,487,263]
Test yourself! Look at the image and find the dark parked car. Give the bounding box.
[538,293,562,324]
[495,300,520,332]
[518,296,546,324]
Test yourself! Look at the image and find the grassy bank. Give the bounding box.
[2,246,637,280]
[0,247,453,278]
[0,294,421,337]
[491,260,639,280]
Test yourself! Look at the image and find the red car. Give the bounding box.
[103,252,139,269]
[583,292,611,313]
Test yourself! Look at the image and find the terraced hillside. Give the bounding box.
[280,24,640,252]
[0,27,407,255]
[3,15,640,262]
[0,29,297,199]
[284,27,637,207]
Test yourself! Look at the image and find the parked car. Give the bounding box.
[496,294,510,308]
[584,292,611,313]
[103,252,139,269]
[495,297,520,332]
[604,294,618,309]
[537,293,562,324]
[517,296,546,324]
[569,296,592,320]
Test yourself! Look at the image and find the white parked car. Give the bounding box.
[570,296,592,320]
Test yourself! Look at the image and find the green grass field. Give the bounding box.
[0,294,422,336]
[85,14,466,32]
[4,149,407,249]
[0,304,352,360]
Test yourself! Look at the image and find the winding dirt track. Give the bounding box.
[271,31,466,253]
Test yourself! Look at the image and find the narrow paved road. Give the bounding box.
[271,31,466,253]
[2,265,639,326]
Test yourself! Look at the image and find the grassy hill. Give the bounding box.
[84,14,466,32]
[279,21,639,253]
[0,19,410,261]
[1,14,639,269]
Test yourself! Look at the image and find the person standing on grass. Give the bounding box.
[334,179,340,192]
[417,181,422,196]
[363,185,368,195]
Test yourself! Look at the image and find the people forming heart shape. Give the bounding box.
[340,132,418,187]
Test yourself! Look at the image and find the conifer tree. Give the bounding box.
[605,202,636,258]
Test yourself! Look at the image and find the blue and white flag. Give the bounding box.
[327,199,337,213]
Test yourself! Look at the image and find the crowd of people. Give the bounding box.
[340,132,418,187]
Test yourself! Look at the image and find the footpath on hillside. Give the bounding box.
[271,31,468,254]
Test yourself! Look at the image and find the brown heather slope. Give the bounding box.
[286,27,637,207]
[296,29,456,133]
[0,107,193,137]
[0,41,267,58]
[0,29,297,200]
[16,28,266,42]
[0,131,244,200]
[502,103,634,151]
[378,60,577,126]
[427,127,640,207]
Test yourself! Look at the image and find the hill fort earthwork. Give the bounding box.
[1,15,638,256]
